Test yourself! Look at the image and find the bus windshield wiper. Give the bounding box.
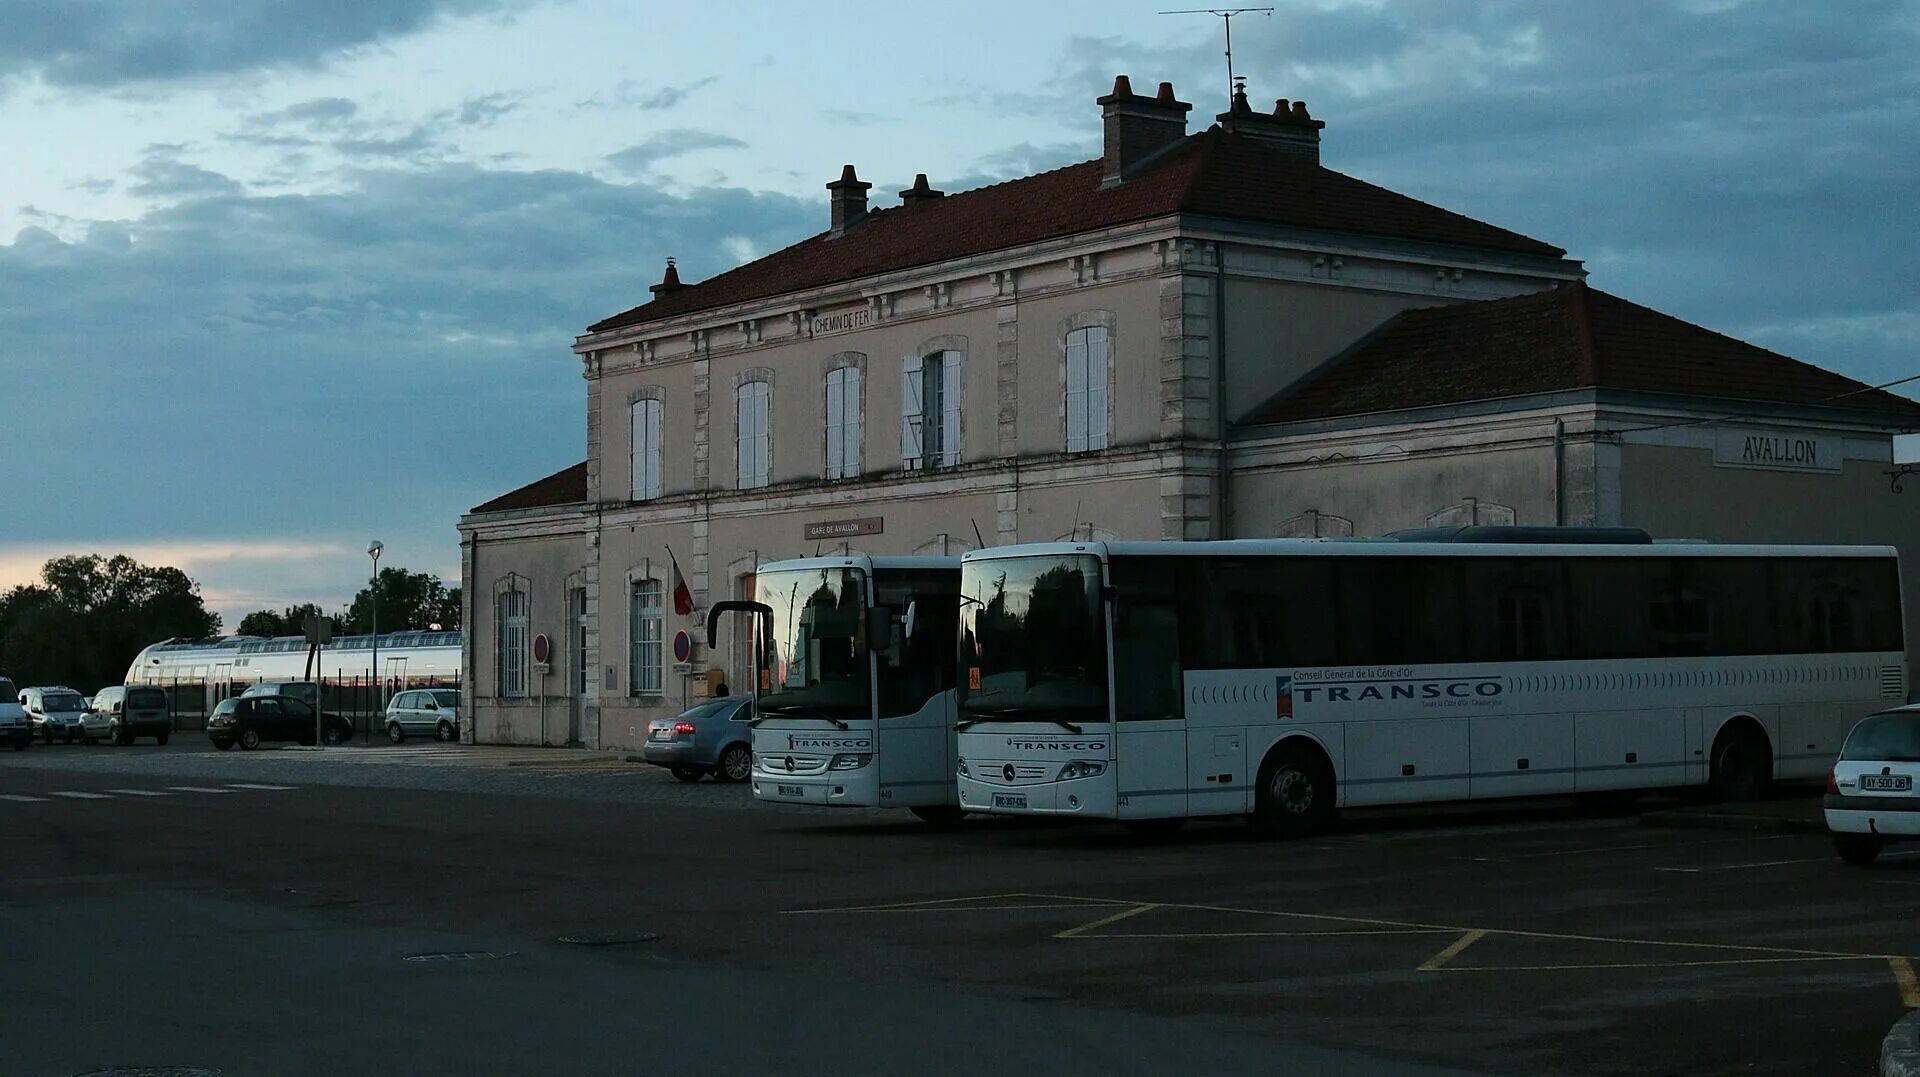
[750,705,849,730]
[956,709,1082,734]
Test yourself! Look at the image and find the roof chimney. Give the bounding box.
[899,173,945,205]
[1215,80,1325,164]
[826,164,872,237]
[1097,75,1192,187]
[649,257,684,297]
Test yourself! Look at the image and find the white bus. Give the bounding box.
[709,555,963,823]
[953,529,1906,835]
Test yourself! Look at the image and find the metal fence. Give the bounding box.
[158,675,460,737]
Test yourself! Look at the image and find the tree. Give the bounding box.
[0,554,221,693]
[236,602,326,639]
[340,567,459,635]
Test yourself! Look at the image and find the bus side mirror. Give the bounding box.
[903,600,918,642]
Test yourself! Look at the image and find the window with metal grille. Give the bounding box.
[629,579,663,696]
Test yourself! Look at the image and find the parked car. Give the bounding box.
[20,686,106,744]
[1826,705,1920,864]
[0,677,28,750]
[239,681,322,708]
[642,696,753,782]
[90,685,173,745]
[384,688,460,744]
[207,695,352,750]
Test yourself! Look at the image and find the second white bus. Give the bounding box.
[952,530,1905,835]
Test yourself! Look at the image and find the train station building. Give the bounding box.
[459,76,1920,751]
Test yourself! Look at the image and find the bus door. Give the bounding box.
[1111,596,1188,819]
[875,591,960,808]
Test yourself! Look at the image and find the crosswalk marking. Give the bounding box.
[104,789,173,796]
[165,786,233,794]
[225,783,296,791]
[2,785,303,805]
[47,791,113,799]
[0,794,49,802]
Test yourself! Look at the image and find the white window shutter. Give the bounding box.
[825,370,844,477]
[843,368,861,476]
[630,401,644,500]
[940,350,961,466]
[1087,328,1109,450]
[1065,333,1088,453]
[901,354,924,468]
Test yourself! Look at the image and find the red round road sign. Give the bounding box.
[532,633,551,664]
[672,630,693,662]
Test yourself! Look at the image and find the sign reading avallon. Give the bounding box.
[1712,429,1840,474]
[804,516,884,540]
[809,307,873,336]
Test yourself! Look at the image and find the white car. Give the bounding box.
[20,686,110,744]
[384,688,460,743]
[1825,705,1920,864]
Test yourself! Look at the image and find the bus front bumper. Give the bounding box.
[752,769,878,808]
[956,773,1116,817]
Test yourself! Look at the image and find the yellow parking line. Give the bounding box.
[1419,929,1487,971]
[1892,958,1920,1008]
[1056,903,1160,939]
[1450,955,1882,973]
[1089,929,1449,940]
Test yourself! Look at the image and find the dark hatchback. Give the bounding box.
[207,696,352,750]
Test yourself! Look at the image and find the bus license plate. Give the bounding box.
[1862,775,1913,792]
[993,793,1028,810]
[777,784,804,798]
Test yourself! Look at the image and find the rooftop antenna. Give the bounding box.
[1160,7,1274,109]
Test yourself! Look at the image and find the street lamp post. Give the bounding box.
[368,540,383,745]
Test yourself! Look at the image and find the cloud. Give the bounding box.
[0,0,533,93]
[253,97,361,129]
[605,129,748,174]
[455,91,518,127]
[127,153,244,199]
[0,159,818,617]
[579,76,720,112]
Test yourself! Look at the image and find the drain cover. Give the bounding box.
[73,1069,221,1077]
[558,931,658,947]
[402,950,515,962]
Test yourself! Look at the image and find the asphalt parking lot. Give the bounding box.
[1,743,1911,1076]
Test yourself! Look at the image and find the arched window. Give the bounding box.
[495,587,528,698]
[1064,326,1109,452]
[630,578,663,696]
[737,380,770,489]
[630,397,662,500]
[825,365,861,479]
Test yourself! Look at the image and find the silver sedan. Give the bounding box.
[642,697,753,782]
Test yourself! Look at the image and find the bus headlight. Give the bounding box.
[1057,760,1106,781]
[828,753,872,771]
[956,758,971,778]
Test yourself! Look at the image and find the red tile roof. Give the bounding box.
[470,461,587,514]
[588,128,1567,334]
[1244,282,1920,424]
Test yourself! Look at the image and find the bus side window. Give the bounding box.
[1114,601,1182,721]
[1462,558,1569,662]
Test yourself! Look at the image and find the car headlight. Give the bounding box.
[828,753,872,771]
[956,758,971,778]
[1057,760,1106,780]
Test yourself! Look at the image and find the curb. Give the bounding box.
[1636,807,1825,834]
[1883,1009,1920,1076]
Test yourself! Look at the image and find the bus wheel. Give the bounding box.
[1708,723,1771,802]
[1253,743,1334,839]
[910,805,965,827]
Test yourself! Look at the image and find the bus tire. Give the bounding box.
[1252,741,1335,839]
[910,805,965,827]
[1707,721,1771,802]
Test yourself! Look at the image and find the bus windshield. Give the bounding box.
[755,566,871,722]
[958,554,1108,724]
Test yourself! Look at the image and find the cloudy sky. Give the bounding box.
[2,0,1916,625]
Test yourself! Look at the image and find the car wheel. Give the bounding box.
[322,724,346,746]
[156,732,168,746]
[1252,742,1336,839]
[436,719,454,742]
[716,744,752,783]
[108,721,124,745]
[10,740,23,751]
[40,727,50,744]
[1835,833,1884,865]
[213,739,233,751]
[238,729,261,751]
[671,766,704,783]
[387,723,406,745]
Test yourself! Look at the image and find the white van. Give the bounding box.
[0,677,27,750]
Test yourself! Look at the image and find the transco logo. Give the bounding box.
[1292,679,1504,703]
